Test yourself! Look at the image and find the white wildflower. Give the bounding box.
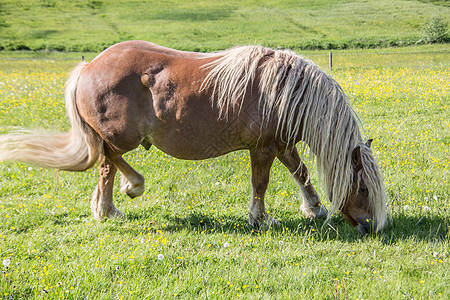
[403,205,410,210]
[157,254,164,260]
[423,206,430,212]
[223,242,230,248]
[2,258,10,267]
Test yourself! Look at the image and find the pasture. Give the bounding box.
[0,0,449,52]
[0,46,449,299]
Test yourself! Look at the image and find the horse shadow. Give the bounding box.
[126,209,449,244]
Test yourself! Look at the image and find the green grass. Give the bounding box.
[0,0,449,52]
[0,46,448,298]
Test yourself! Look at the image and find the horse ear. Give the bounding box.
[351,146,362,170]
[365,139,373,148]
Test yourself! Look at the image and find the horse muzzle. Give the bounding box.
[357,222,374,235]
[356,218,383,235]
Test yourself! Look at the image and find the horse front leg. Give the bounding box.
[91,154,124,220]
[277,148,327,219]
[248,145,279,228]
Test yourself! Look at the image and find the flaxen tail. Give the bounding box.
[0,62,102,171]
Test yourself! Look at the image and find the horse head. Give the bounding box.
[341,139,387,234]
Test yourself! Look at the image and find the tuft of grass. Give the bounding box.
[0,47,449,298]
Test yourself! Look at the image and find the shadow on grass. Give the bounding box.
[379,213,449,244]
[63,205,447,245]
[126,210,449,244]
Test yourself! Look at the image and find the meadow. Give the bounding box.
[0,45,448,299]
[0,0,449,52]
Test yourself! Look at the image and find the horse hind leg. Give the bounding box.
[91,144,145,220]
[91,154,124,220]
[105,146,145,199]
[248,145,279,228]
[277,148,327,219]
[121,138,151,195]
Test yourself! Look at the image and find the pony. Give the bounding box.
[0,41,387,234]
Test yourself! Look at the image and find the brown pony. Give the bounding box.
[0,41,387,234]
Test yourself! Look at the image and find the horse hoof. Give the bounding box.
[93,207,124,221]
[120,175,145,198]
[108,208,125,219]
[120,183,145,198]
[249,214,280,229]
[93,214,104,222]
[301,203,328,219]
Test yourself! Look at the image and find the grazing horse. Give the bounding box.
[0,41,387,234]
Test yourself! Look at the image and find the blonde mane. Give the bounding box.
[202,45,387,229]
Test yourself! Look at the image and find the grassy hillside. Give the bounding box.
[0,0,449,52]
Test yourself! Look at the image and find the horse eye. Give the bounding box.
[359,186,368,196]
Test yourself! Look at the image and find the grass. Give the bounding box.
[0,0,449,52]
[0,46,449,298]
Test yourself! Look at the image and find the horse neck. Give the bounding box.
[293,73,363,206]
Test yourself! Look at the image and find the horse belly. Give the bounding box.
[144,116,254,160]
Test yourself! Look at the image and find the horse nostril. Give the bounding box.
[357,219,377,235]
[357,223,370,235]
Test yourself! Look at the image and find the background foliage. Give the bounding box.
[420,14,449,43]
